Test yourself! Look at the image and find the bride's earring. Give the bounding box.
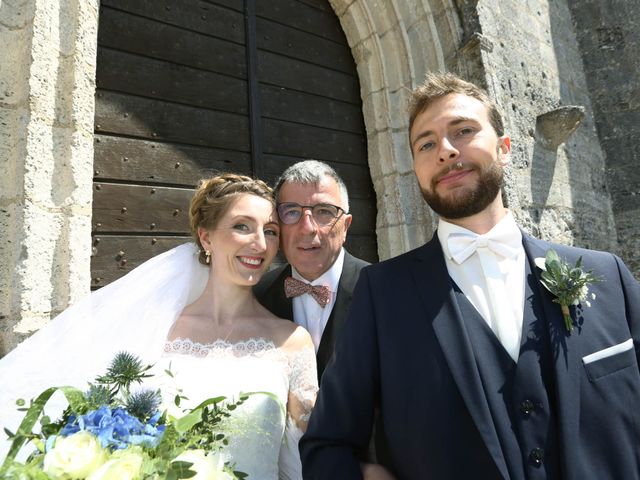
[205,250,211,264]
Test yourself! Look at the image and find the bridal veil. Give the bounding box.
[0,243,208,458]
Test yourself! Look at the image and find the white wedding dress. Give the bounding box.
[158,337,317,479]
[0,243,317,479]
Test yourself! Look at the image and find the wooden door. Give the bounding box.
[92,0,376,288]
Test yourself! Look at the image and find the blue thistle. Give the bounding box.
[126,388,162,421]
[95,351,152,394]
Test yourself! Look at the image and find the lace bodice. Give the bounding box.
[157,337,317,479]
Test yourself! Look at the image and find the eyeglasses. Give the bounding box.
[277,202,348,226]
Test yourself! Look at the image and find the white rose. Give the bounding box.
[43,431,107,478]
[172,450,233,480]
[87,449,144,480]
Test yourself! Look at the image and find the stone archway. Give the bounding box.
[328,0,465,259]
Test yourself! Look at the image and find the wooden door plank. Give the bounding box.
[90,235,193,287]
[101,0,245,44]
[256,0,344,42]
[93,183,194,233]
[344,234,378,263]
[99,7,246,78]
[94,135,251,186]
[97,48,248,114]
[258,50,360,103]
[257,17,354,73]
[343,197,376,236]
[296,0,333,13]
[262,118,367,162]
[95,91,250,151]
[201,0,243,12]
[259,84,365,134]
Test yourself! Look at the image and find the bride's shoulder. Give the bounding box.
[263,318,312,354]
[281,325,314,353]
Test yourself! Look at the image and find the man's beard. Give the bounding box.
[420,161,503,219]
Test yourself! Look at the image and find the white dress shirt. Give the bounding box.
[437,212,526,361]
[291,248,345,352]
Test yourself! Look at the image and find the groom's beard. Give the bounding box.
[420,160,503,220]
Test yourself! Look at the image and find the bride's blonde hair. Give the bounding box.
[189,173,274,264]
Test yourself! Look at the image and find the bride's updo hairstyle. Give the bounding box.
[189,173,274,264]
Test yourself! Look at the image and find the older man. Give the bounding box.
[254,160,369,379]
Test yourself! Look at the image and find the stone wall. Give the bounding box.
[0,0,98,356]
[469,0,618,254]
[569,0,640,277]
[332,0,629,268]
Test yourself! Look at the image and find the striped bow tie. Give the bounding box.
[284,276,331,307]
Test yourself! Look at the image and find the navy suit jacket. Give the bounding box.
[254,250,369,379]
[300,233,640,479]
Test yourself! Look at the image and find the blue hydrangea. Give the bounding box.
[59,406,165,450]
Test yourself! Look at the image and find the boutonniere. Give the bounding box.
[534,249,600,333]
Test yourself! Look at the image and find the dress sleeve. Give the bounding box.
[278,345,318,480]
[287,345,318,427]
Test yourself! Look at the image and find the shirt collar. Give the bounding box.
[291,248,345,292]
[437,211,521,261]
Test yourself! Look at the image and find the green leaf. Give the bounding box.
[189,396,227,411]
[168,461,197,479]
[174,409,203,435]
[0,386,85,474]
[545,249,560,263]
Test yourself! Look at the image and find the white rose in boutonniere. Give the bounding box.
[534,249,601,333]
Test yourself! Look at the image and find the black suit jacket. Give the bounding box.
[300,233,640,479]
[254,250,369,379]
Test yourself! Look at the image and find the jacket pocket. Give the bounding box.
[583,340,636,381]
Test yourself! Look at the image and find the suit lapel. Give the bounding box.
[266,265,294,322]
[412,238,510,480]
[522,234,581,477]
[317,253,358,376]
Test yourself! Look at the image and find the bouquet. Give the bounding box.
[1,352,248,479]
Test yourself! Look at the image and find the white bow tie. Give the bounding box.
[447,230,521,264]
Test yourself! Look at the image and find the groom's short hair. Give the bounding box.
[408,72,505,137]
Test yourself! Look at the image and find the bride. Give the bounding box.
[0,173,317,479]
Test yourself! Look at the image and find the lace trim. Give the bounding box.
[287,345,318,424]
[164,338,318,425]
[164,337,278,358]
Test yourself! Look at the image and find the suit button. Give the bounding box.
[529,448,544,467]
[520,399,534,415]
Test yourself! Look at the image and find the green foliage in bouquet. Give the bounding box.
[1,352,252,479]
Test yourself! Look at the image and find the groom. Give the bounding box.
[300,73,640,479]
